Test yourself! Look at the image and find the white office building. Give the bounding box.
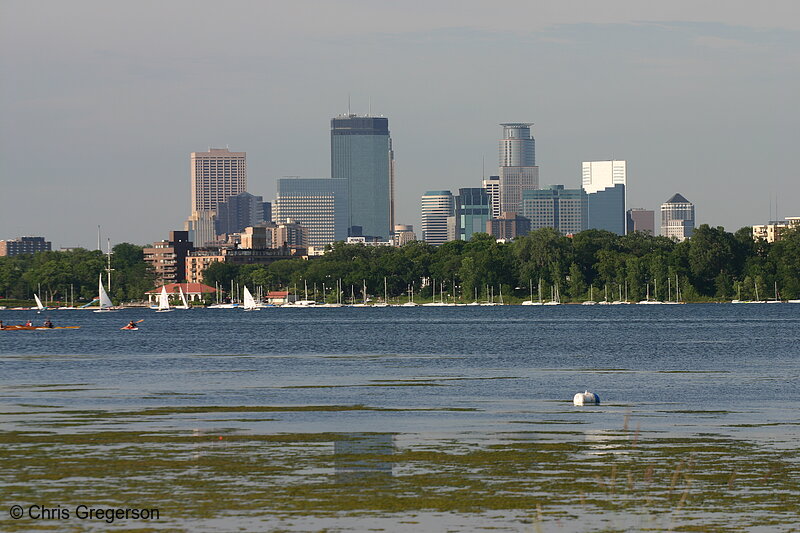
[421,191,454,245]
[581,160,627,235]
[482,175,501,218]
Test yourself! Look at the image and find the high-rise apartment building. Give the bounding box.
[331,115,393,240]
[522,185,587,235]
[498,123,539,214]
[143,231,194,284]
[215,192,271,236]
[273,178,349,247]
[482,175,501,218]
[661,193,695,241]
[752,216,800,243]
[626,208,655,235]
[0,236,51,256]
[582,160,626,235]
[452,188,492,241]
[190,148,247,212]
[421,191,454,245]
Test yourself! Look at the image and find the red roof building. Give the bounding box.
[145,282,217,304]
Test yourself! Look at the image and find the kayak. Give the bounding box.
[121,326,139,331]
[1,325,80,331]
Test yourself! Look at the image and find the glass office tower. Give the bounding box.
[453,188,491,241]
[331,115,392,240]
[522,185,587,235]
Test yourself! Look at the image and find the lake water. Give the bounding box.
[1,305,799,531]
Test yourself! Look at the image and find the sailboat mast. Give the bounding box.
[106,238,114,292]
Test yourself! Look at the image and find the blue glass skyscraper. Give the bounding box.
[453,188,491,241]
[331,115,393,240]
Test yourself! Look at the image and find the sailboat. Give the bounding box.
[598,284,612,305]
[33,294,46,312]
[582,285,597,305]
[767,282,782,304]
[94,274,118,313]
[176,285,190,309]
[543,283,560,305]
[155,286,173,312]
[242,286,259,311]
[401,284,418,307]
[373,277,389,307]
[523,279,544,306]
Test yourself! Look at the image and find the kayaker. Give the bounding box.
[0,320,4,330]
[124,321,137,330]
[25,319,32,327]
[43,319,54,328]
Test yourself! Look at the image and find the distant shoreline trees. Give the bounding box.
[1,225,798,303]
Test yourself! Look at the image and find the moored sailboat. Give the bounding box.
[94,274,118,313]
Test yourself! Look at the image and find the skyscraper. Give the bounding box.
[498,123,539,214]
[273,178,349,247]
[421,191,454,245]
[661,193,695,241]
[452,188,492,241]
[187,147,247,247]
[331,115,393,240]
[190,148,247,213]
[215,192,271,236]
[482,175,501,218]
[581,160,626,235]
[521,185,587,235]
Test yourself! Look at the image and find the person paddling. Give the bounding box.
[43,319,54,328]
[25,319,32,327]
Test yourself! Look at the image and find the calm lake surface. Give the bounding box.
[2,304,799,531]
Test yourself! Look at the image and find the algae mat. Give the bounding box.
[1,410,798,531]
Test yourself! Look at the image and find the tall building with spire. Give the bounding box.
[498,123,539,214]
[331,115,393,240]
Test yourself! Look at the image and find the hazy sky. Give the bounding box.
[2,1,798,248]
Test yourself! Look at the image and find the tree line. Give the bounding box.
[203,225,800,303]
[0,244,153,304]
[2,225,798,304]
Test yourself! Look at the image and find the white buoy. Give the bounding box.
[573,390,600,406]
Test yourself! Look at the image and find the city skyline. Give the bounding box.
[1,1,798,248]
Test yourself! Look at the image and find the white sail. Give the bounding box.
[243,286,258,310]
[177,285,190,309]
[34,293,45,310]
[157,286,170,311]
[99,274,113,309]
